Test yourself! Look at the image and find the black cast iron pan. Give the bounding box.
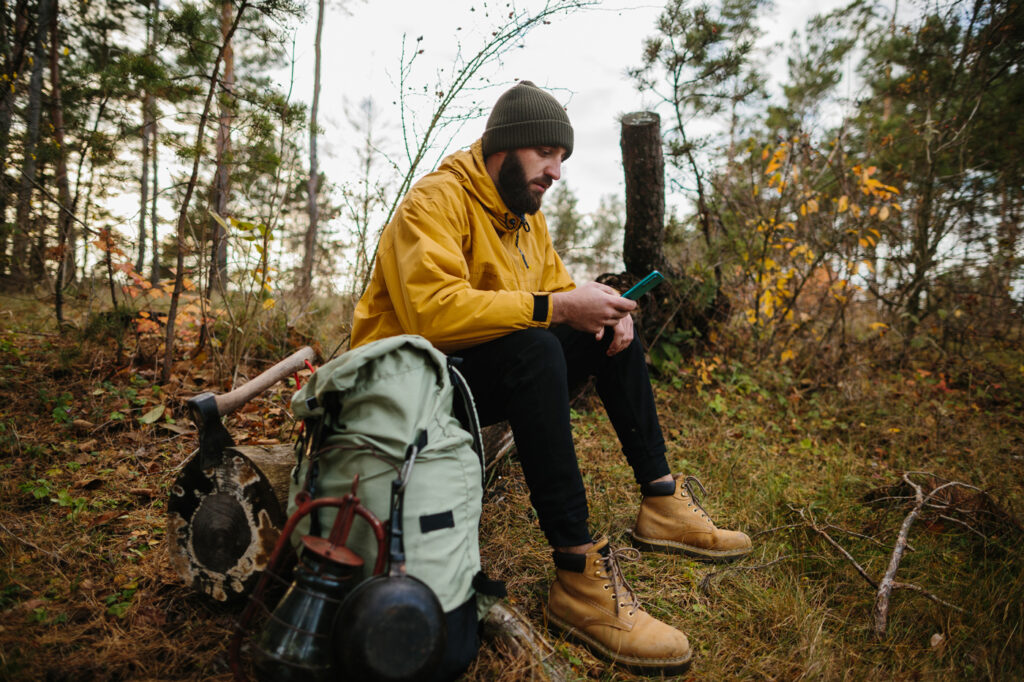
[332,439,446,681]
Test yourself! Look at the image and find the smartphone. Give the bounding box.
[621,270,665,300]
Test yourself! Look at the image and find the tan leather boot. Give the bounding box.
[546,537,692,675]
[631,474,752,562]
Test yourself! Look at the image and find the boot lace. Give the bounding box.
[682,475,715,525]
[597,546,641,617]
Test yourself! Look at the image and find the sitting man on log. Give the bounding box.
[350,80,751,675]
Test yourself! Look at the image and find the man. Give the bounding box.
[351,80,751,675]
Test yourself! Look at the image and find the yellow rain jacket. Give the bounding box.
[351,139,576,353]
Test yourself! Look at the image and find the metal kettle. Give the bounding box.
[230,477,385,682]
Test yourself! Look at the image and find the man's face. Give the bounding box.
[495,146,565,215]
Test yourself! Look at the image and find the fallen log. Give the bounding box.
[167,347,315,603]
[481,602,576,682]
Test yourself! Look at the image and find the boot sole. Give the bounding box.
[630,528,751,563]
[545,608,693,676]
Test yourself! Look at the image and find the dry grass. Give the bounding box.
[1,297,1022,680]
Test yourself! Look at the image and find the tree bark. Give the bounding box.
[620,111,665,277]
[137,97,151,275]
[298,0,325,299]
[208,0,234,295]
[147,0,160,285]
[48,0,73,323]
[481,602,575,682]
[12,0,53,281]
[0,0,29,277]
[167,444,290,602]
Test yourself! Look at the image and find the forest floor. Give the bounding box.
[1,295,1023,681]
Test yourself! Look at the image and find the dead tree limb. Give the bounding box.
[481,602,576,682]
[872,473,970,636]
[795,506,878,589]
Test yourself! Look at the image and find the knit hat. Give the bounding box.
[482,80,573,159]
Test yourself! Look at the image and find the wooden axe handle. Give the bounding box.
[213,346,315,417]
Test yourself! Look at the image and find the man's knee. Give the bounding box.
[507,328,565,370]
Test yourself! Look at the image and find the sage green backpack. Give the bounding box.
[288,335,500,680]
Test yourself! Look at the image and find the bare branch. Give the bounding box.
[698,554,820,595]
[794,506,878,589]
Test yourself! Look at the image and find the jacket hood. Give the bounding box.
[438,139,527,234]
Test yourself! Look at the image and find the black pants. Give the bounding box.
[453,325,670,547]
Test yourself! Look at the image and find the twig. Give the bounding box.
[937,513,987,540]
[698,554,819,595]
[891,581,966,614]
[0,520,72,568]
[794,506,878,589]
[822,522,901,551]
[751,522,804,539]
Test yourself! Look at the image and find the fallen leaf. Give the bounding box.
[72,419,95,432]
[74,477,103,490]
[138,405,165,424]
[76,439,99,453]
[87,511,127,529]
[158,422,192,436]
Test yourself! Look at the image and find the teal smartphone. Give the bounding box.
[622,270,664,300]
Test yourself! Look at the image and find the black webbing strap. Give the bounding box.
[447,360,484,482]
[300,392,343,538]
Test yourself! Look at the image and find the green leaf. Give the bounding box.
[208,210,229,231]
[138,405,165,424]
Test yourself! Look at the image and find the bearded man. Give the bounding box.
[351,80,751,675]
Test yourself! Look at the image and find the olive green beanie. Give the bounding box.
[481,80,573,159]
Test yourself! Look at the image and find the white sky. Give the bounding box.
[269,0,854,218]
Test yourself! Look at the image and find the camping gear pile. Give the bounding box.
[169,337,501,682]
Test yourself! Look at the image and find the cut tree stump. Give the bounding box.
[167,445,292,603]
[620,111,665,277]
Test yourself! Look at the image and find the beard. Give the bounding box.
[496,151,550,215]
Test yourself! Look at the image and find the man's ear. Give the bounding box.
[485,150,508,183]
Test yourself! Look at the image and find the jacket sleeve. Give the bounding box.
[378,197,551,352]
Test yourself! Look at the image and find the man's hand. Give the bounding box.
[603,312,635,356]
[551,282,637,339]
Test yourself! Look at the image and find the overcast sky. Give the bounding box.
[272,0,854,217]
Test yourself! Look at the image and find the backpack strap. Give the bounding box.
[447,360,484,481]
[299,392,344,537]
